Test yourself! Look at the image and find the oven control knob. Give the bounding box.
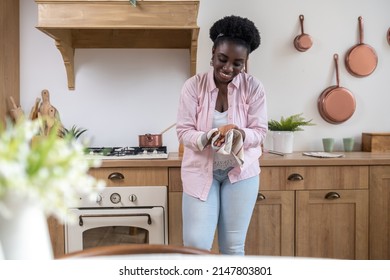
[96,194,103,203]
[129,194,137,202]
[110,193,121,204]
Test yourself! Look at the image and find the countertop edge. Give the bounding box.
[97,152,390,168]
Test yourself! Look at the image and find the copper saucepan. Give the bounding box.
[139,133,163,147]
[294,15,313,52]
[345,16,378,77]
[138,123,176,148]
[318,54,356,124]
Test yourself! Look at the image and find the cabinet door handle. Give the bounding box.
[324,192,341,200]
[257,193,266,201]
[79,213,152,226]
[108,172,125,180]
[287,173,303,181]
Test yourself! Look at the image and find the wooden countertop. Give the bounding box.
[260,151,390,166]
[97,151,390,168]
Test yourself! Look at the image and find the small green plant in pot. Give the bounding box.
[268,113,315,153]
[60,125,87,140]
[268,113,315,132]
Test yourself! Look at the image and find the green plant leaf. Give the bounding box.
[268,113,315,132]
[60,125,87,139]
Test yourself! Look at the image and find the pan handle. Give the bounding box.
[333,54,340,87]
[358,16,364,44]
[299,14,305,34]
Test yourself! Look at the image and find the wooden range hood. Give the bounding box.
[35,0,200,90]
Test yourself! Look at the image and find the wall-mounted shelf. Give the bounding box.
[35,0,200,90]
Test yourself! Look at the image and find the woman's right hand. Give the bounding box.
[213,124,237,147]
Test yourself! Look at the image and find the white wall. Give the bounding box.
[20,0,390,152]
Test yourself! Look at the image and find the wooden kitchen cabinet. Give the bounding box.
[47,216,65,258]
[369,166,390,259]
[47,153,387,259]
[296,189,368,259]
[0,0,19,123]
[260,166,369,259]
[246,190,295,256]
[260,166,369,191]
[169,167,295,255]
[168,165,369,258]
[89,167,168,186]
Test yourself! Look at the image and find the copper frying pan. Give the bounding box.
[345,16,378,77]
[387,27,390,45]
[318,54,356,124]
[294,15,313,52]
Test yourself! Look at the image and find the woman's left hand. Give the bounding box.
[218,124,237,135]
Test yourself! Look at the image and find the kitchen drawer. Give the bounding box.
[260,166,369,191]
[168,167,182,192]
[89,167,168,186]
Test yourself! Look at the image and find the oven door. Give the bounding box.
[65,207,166,254]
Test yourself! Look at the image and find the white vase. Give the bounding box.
[0,193,53,260]
[272,131,294,153]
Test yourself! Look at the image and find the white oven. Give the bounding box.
[65,186,167,254]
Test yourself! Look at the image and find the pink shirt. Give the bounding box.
[176,69,268,201]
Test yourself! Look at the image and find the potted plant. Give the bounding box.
[268,113,315,153]
[60,124,87,140]
[0,118,105,259]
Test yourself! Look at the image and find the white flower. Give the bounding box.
[0,118,106,221]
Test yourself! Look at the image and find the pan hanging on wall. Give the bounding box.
[387,27,390,45]
[345,16,378,77]
[293,15,313,52]
[318,54,356,124]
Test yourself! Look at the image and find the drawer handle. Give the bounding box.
[257,193,266,201]
[79,213,152,226]
[287,173,303,181]
[324,192,341,200]
[108,172,125,180]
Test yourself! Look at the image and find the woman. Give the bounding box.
[176,15,268,255]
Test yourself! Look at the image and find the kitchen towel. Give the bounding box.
[206,128,245,166]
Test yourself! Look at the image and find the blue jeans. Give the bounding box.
[182,168,259,255]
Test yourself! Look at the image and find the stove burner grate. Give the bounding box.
[88,146,167,157]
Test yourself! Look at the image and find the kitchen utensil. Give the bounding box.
[139,134,163,148]
[345,16,378,77]
[8,96,24,121]
[45,107,56,136]
[29,97,41,120]
[318,54,356,124]
[159,123,176,135]
[293,15,313,52]
[138,123,176,148]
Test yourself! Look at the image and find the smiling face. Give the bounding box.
[211,40,248,86]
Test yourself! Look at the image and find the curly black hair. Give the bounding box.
[209,15,261,53]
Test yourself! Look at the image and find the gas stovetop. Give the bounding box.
[86,146,168,160]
